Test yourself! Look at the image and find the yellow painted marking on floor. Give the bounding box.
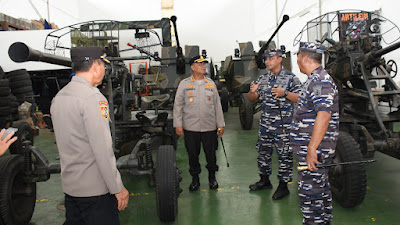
[371,218,376,222]
[288,182,294,184]
[367,186,371,190]
[385,198,392,202]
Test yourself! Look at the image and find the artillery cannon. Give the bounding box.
[294,10,400,208]
[221,15,292,129]
[0,16,205,224]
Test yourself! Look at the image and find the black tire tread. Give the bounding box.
[156,145,178,222]
[239,93,254,130]
[330,131,367,208]
[0,155,36,225]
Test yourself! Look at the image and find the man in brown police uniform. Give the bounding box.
[173,55,225,191]
[51,47,129,225]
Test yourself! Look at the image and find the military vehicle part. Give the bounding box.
[5,17,187,223]
[170,16,185,75]
[330,132,367,208]
[293,10,400,208]
[239,93,255,130]
[0,154,36,225]
[156,145,179,222]
[256,15,289,69]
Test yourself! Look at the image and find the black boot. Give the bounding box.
[189,175,200,191]
[209,172,219,189]
[272,181,289,200]
[249,174,272,191]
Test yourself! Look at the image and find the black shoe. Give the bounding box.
[249,174,272,191]
[189,176,200,191]
[272,181,289,200]
[209,178,219,189]
[325,222,331,225]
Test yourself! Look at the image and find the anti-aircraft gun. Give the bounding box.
[293,10,400,209]
[221,15,291,130]
[0,16,200,224]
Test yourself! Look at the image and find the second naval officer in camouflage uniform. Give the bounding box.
[247,48,301,200]
[291,42,339,225]
[173,55,225,191]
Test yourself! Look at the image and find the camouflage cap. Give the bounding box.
[296,42,325,54]
[189,55,208,65]
[71,46,110,64]
[264,48,283,58]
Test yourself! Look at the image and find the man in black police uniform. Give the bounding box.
[51,47,129,225]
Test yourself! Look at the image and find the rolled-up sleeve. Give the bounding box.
[83,94,123,194]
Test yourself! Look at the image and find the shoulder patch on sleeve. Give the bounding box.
[99,101,109,119]
[313,84,323,97]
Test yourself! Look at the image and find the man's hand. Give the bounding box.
[271,87,285,99]
[0,129,18,157]
[250,81,261,93]
[306,148,321,171]
[217,127,224,137]
[115,187,129,211]
[175,126,183,137]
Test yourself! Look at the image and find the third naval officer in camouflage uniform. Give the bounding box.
[51,47,129,225]
[291,42,339,225]
[247,48,301,200]
[173,55,225,191]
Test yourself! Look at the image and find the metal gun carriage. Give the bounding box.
[0,16,207,224]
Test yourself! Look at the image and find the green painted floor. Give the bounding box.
[23,108,400,225]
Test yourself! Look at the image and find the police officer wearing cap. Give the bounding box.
[247,48,301,200]
[51,47,129,225]
[173,55,225,191]
[291,42,339,225]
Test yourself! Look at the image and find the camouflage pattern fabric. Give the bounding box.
[255,67,301,182]
[290,66,339,225]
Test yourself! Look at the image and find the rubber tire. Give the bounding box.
[9,122,34,155]
[0,79,9,88]
[156,145,179,222]
[10,80,32,89]
[220,87,229,113]
[239,93,254,130]
[0,87,10,97]
[12,86,33,95]
[8,74,30,83]
[329,131,367,208]
[0,155,36,225]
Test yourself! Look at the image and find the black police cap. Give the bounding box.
[70,47,110,63]
[189,55,208,65]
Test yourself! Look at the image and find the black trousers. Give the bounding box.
[64,193,120,225]
[183,129,219,176]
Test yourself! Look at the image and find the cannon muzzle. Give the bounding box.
[8,42,71,67]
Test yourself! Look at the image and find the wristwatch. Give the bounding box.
[283,90,289,97]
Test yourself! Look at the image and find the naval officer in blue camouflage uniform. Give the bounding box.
[291,42,339,225]
[247,48,301,200]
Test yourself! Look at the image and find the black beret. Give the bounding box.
[70,47,110,63]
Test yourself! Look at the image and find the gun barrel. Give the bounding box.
[372,41,400,58]
[256,15,290,69]
[8,42,71,67]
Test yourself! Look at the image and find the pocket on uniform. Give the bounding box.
[205,92,214,105]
